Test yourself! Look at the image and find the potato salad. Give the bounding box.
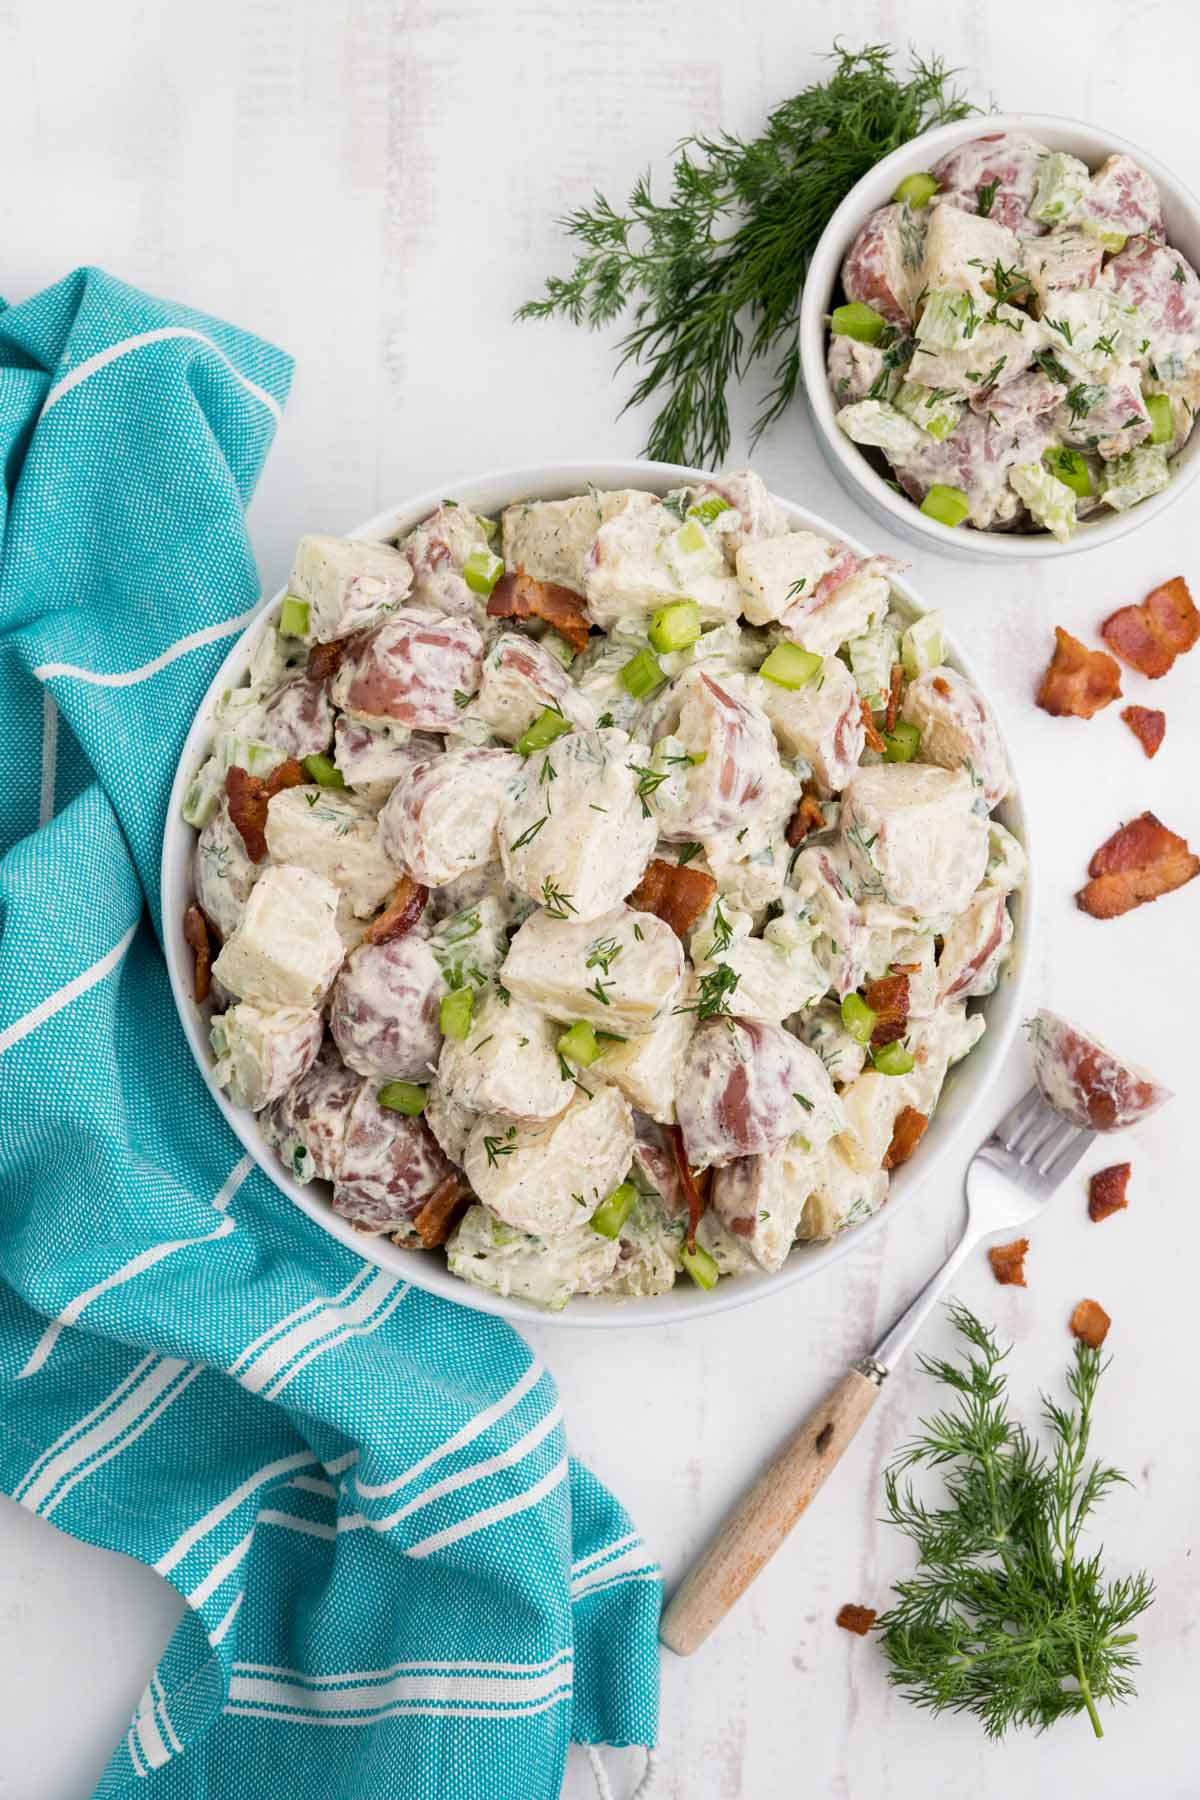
[181,472,1023,1310]
[829,132,1200,538]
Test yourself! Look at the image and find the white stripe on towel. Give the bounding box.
[155,1448,318,1576]
[33,603,261,688]
[353,1360,546,1499]
[342,1404,563,1536]
[42,327,282,421]
[404,1457,569,1559]
[0,921,138,1057]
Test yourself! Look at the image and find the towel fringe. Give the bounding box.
[585,1745,659,1800]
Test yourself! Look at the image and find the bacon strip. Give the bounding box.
[1088,1163,1131,1223]
[786,791,826,848]
[1076,810,1199,919]
[225,759,305,862]
[183,904,214,1004]
[1102,575,1199,679]
[1035,627,1122,718]
[362,874,430,945]
[627,858,718,940]
[1070,1297,1111,1348]
[1120,704,1166,759]
[859,698,886,754]
[836,1603,877,1637]
[885,663,903,735]
[863,973,909,1048]
[487,569,591,654]
[308,638,347,683]
[411,1173,472,1249]
[669,1123,706,1254]
[883,1106,928,1171]
[988,1238,1029,1286]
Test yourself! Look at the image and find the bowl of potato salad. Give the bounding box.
[163,463,1032,1327]
[800,115,1200,560]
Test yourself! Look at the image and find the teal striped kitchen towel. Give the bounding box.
[0,269,660,1799]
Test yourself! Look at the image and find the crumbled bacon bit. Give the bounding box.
[487,569,591,653]
[183,904,214,1003]
[265,758,306,796]
[225,765,270,861]
[627,858,718,939]
[1070,1297,1111,1348]
[786,791,826,847]
[885,663,904,735]
[1076,811,1199,919]
[860,698,886,753]
[1088,1163,1131,1223]
[362,874,429,945]
[308,638,346,683]
[1121,705,1166,759]
[1035,627,1122,718]
[883,1106,928,1170]
[669,1123,706,1253]
[988,1238,1029,1286]
[409,1173,472,1249]
[836,1603,876,1636]
[863,973,909,1048]
[1102,575,1200,679]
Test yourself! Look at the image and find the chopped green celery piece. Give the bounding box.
[681,1240,720,1290]
[1080,216,1127,253]
[673,519,708,556]
[1029,150,1091,226]
[687,495,731,526]
[920,484,970,528]
[840,992,877,1046]
[872,1040,915,1076]
[478,515,499,542]
[377,1081,427,1115]
[836,399,925,459]
[831,301,887,344]
[557,1021,601,1068]
[1009,462,1078,543]
[892,171,938,209]
[1146,393,1173,446]
[1101,444,1170,512]
[462,547,504,597]
[915,289,970,350]
[894,380,963,442]
[301,753,345,788]
[440,987,474,1040]
[649,600,702,653]
[591,1181,636,1239]
[278,594,310,639]
[758,642,822,690]
[515,707,571,756]
[883,720,921,762]
[900,612,945,679]
[848,622,900,711]
[181,767,220,829]
[620,647,665,698]
[1043,446,1094,498]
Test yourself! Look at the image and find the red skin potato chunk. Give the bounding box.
[334,611,483,730]
[329,935,445,1082]
[1030,1009,1171,1132]
[332,1086,455,1234]
[677,1017,815,1168]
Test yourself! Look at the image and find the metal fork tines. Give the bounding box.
[979,1086,1095,1192]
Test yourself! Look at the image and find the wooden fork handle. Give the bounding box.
[659,1359,886,1657]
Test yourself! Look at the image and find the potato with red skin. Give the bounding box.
[329,934,445,1082]
[332,610,483,730]
[937,892,1012,1003]
[258,673,334,761]
[901,667,1011,809]
[473,631,597,743]
[655,670,788,842]
[759,652,864,799]
[677,1017,833,1169]
[261,1045,363,1184]
[332,1085,455,1234]
[378,748,520,888]
[929,131,1049,234]
[840,203,922,327]
[1030,1009,1171,1131]
[1102,236,1200,361]
[1085,154,1165,242]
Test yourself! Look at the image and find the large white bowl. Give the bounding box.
[162,461,1035,1329]
[799,113,1200,563]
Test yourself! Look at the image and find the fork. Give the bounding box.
[659,1084,1096,1657]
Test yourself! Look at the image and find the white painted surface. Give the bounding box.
[1,1,1197,1794]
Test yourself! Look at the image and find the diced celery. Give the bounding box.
[377,1081,427,1115]
[478,515,499,542]
[920,485,971,528]
[840,993,877,1046]
[872,1040,915,1076]
[848,621,900,712]
[900,611,945,679]
[758,643,822,690]
[830,301,888,344]
[687,495,732,526]
[1029,151,1091,227]
[515,707,571,756]
[591,1181,636,1239]
[463,547,504,596]
[440,987,474,1040]
[557,1021,601,1068]
[1100,444,1170,512]
[915,290,971,350]
[649,600,702,653]
[662,518,725,586]
[302,753,346,788]
[1146,393,1173,445]
[892,171,939,209]
[894,380,964,442]
[883,720,921,763]
[836,400,925,460]
[680,1241,720,1290]
[1080,216,1127,253]
[1043,446,1094,498]
[1009,462,1078,543]
[181,759,222,828]
[278,595,310,639]
[620,648,665,699]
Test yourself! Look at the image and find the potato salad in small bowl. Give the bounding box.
[163,463,1031,1328]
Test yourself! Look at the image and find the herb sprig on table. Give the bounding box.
[876,1306,1153,1740]
[518,43,979,465]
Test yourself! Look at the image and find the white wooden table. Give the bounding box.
[2,1,1198,1793]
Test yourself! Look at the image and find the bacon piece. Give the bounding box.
[1121,705,1166,759]
[627,857,718,940]
[1101,576,1200,679]
[669,1122,707,1253]
[988,1238,1028,1287]
[183,903,214,1003]
[487,569,591,654]
[1070,1297,1111,1349]
[836,1603,877,1637]
[883,1106,928,1171]
[860,698,885,753]
[362,874,430,946]
[407,1172,472,1250]
[1035,627,1122,719]
[265,758,305,796]
[885,663,903,735]
[1088,1163,1131,1223]
[786,791,826,848]
[863,973,909,1049]
[1076,811,1199,919]
[225,764,270,861]
[308,638,347,683]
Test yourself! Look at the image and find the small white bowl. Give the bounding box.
[162,461,1035,1329]
[799,113,1200,563]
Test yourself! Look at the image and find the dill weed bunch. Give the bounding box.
[517,43,979,466]
[876,1304,1153,1739]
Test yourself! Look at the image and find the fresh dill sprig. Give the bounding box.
[517,44,978,465]
[875,1305,1153,1741]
